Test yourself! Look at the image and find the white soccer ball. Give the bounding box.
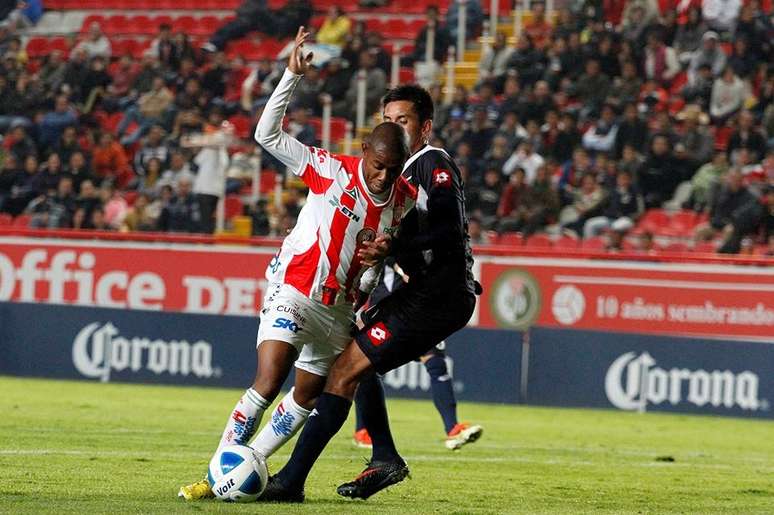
[208,445,268,502]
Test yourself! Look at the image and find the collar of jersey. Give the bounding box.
[356,159,395,208]
[402,144,451,172]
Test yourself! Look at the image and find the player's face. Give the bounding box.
[362,143,404,194]
[383,101,431,154]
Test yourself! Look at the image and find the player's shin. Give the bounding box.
[357,374,400,462]
[217,388,270,451]
[251,387,310,458]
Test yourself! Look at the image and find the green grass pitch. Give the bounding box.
[0,376,772,514]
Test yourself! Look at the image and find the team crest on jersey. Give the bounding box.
[356,228,376,246]
[432,168,452,188]
[344,186,359,201]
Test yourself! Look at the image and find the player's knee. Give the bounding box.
[251,375,282,401]
[292,386,319,410]
[424,355,449,381]
[326,369,360,399]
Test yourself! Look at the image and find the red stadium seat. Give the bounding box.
[498,232,523,246]
[197,15,222,36]
[123,190,139,206]
[104,15,130,35]
[12,214,31,227]
[554,236,579,249]
[0,214,12,227]
[25,37,49,57]
[172,15,197,35]
[398,67,415,83]
[224,195,243,220]
[694,241,717,254]
[81,14,106,33]
[524,234,553,248]
[638,209,670,233]
[127,15,156,36]
[663,242,689,253]
[671,210,699,236]
[329,117,348,141]
[228,114,252,139]
[581,237,606,250]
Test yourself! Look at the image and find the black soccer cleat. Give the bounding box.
[336,458,410,500]
[257,475,305,503]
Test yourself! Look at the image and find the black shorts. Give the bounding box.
[355,286,476,375]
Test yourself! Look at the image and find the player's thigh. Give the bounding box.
[294,305,352,378]
[325,340,376,400]
[356,290,475,375]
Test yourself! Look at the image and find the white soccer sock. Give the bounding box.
[251,387,311,458]
[217,388,270,451]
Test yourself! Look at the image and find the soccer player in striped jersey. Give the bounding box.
[258,84,478,503]
[178,27,414,501]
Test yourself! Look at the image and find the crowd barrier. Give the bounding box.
[0,233,771,419]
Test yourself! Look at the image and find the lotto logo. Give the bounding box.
[432,168,452,188]
[272,317,302,333]
[367,322,391,346]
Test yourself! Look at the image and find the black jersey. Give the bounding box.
[390,145,476,296]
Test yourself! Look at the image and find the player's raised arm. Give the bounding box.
[253,27,315,173]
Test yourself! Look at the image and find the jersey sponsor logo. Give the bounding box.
[270,402,296,436]
[72,322,218,382]
[272,317,302,333]
[605,352,766,412]
[328,197,361,222]
[275,305,307,325]
[432,168,452,188]
[489,270,542,330]
[367,322,391,346]
[356,228,376,246]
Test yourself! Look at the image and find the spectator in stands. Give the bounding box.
[447,0,484,43]
[506,35,546,88]
[52,126,81,165]
[408,5,451,65]
[695,169,762,253]
[138,157,164,192]
[639,134,680,207]
[291,64,322,113]
[117,77,173,146]
[317,6,351,48]
[467,167,502,229]
[614,102,647,158]
[584,169,644,238]
[37,50,67,99]
[710,66,748,124]
[682,63,714,110]
[479,32,514,89]
[702,0,741,34]
[134,124,170,179]
[674,6,708,64]
[27,175,76,229]
[760,185,774,248]
[340,50,386,121]
[3,121,35,162]
[728,110,768,163]
[131,52,163,97]
[727,38,756,80]
[561,172,607,237]
[159,149,193,191]
[643,30,680,86]
[73,22,112,60]
[482,134,512,176]
[735,2,771,62]
[99,181,128,230]
[0,153,19,210]
[122,191,158,232]
[65,151,95,194]
[558,147,593,206]
[582,103,619,154]
[523,1,552,50]
[149,23,176,68]
[92,132,130,185]
[32,152,64,197]
[463,105,496,161]
[38,95,78,150]
[688,150,729,211]
[81,55,112,111]
[0,153,36,215]
[620,4,652,47]
[87,206,111,231]
[503,140,545,183]
[203,0,274,52]
[573,58,610,115]
[688,31,726,85]
[676,104,713,170]
[522,80,554,124]
[550,112,581,164]
[499,164,558,236]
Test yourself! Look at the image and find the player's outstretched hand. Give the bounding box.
[358,234,391,267]
[288,26,313,76]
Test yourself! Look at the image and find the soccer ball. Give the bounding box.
[207,445,268,502]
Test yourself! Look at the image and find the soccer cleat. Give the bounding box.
[257,476,305,503]
[445,422,483,450]
[336,458,410,499]
[353,428,373,449]
[177,478,214,500]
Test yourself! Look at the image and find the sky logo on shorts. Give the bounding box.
[367,322,391,346]
[270,402,295,437]
[273,317,302,333]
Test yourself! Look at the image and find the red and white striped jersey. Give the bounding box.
[255,69,416,305]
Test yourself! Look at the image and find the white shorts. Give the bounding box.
[256,283,354,377]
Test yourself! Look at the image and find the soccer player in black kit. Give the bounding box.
[260,85,479,503]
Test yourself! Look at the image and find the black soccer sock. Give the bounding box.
[358,374,401,463]
[354,384,367,431]
[426,355,458,434]
[275,392,351,489]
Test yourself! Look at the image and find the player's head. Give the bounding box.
[382,85,434,154]
[361,121,409,195]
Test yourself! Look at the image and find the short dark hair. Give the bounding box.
[382,85,434,124]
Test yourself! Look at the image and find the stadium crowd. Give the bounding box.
[0,0,772,255]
